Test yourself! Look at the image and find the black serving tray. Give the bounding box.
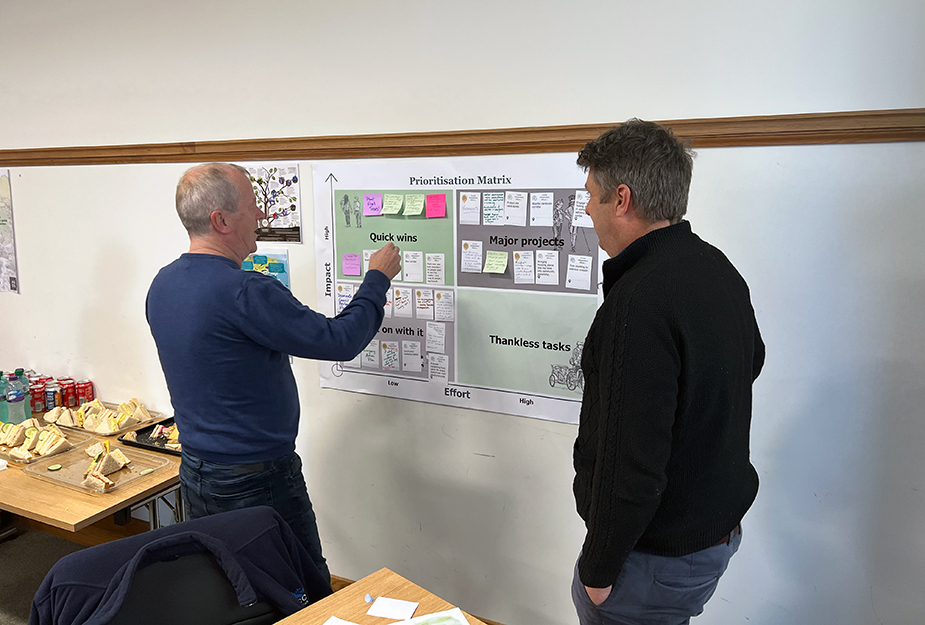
[117,417,181,456]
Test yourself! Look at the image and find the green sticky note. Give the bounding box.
[241,261,254,271]
[404,194,425,216]
[268,262,286,273]
[483,250,509,274]
[382,194,404,214]
[253,255,268,264]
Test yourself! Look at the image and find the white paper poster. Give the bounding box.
[461,241,482,273]
[0,169,17,293]
[244,162,302,242]
[530,191,554,227]
[402,341,424,372]
[403,251,424,283]
[393,287,414,318]
[572,189,593,228]
[428,353,449,383]
[535,250,560,285]
[425,253,445,285]
[459,191,481,225]
[415,288,435,320]
[566,254,593,290]
[504,191,528,227]
[314,153,601,425]
[335,283,355,313]
[513,250,535,284]
[362,340,380,368]
[426,321,446,354]
[434,290,455,322]
[482,192,505,226]
[381,341,400,371]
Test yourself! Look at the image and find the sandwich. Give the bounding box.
[36,433,72,456]
[43,406,64,424]
[57,408,78,428]
[22,426,41,451]
[81,470,114,491]
[133,403,152,423]
[85,449,128,476]
[109,448,131,467]
[85,441,107,457]
[44,424,65,438]
[83,409,105,431]
[2,424,26,447]
[9,447,33,462]
[0,422,15,442]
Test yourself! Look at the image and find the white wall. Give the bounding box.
[2,0,924,148]
[2,2,925,624]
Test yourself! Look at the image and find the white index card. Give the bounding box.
[367,597,419,621]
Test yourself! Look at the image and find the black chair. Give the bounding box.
[32,506,331,625]
[108,551,281,625]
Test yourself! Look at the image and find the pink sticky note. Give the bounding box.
[426,193,446,218]
[342,253,362,276]
[364,193,383,216]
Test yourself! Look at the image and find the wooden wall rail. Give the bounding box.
[1,108,923,167]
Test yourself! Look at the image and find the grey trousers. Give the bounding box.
[572,529,742,625]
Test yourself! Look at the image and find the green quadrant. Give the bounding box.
[334,189,455,284]
[456,288,599,399]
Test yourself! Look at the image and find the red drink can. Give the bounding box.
[77,380,95,404]
[30,383,46,413]
[60,379,78,408]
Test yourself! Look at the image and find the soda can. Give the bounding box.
[61,379,78,408]
[30,383,46,413]
[77,380,95,404]
[45,384,62,409]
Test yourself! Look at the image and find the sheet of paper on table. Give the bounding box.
[366,596,419,620]
[397,607,471,624]
[322,617,359,625]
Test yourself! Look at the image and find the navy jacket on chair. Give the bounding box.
[31,506,332,625]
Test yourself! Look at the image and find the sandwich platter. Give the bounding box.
[0,420,92,465]
[23,442,172,495]
[46,399,167,437]
[118,418,181,456]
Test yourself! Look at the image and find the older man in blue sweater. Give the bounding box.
[146,163,400,582]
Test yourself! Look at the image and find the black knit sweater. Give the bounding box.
[573,220,764,588]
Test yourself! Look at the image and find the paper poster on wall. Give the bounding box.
[242,163,302,243]
[242,248,290,289]
[0,170,20,293]
[314,153,605,424]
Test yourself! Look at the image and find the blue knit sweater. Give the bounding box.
[146,253,388,463]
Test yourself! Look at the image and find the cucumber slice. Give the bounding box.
[47,464,63,471]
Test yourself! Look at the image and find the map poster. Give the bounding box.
[314,154,606,425]
[242,247,290,289]
[241,162,302,243]
[0,170,19,293]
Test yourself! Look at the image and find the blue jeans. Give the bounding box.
[179,449,330,582]
[572,529,742,625]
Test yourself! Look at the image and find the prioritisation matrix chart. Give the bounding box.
[314,154,603,424]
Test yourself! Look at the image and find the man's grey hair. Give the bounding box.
[577,119,694,224]
[175,163,251,236]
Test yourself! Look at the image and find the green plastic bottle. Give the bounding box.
[14,368,32,421]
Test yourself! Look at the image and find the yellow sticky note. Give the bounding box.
[404,194,425,215]
[382,194,404,214]
[483,250,509,274]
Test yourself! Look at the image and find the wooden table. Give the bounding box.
[277,568,487,625]
[0,430,181,532]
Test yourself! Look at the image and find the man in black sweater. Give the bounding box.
[571,119,765,624]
